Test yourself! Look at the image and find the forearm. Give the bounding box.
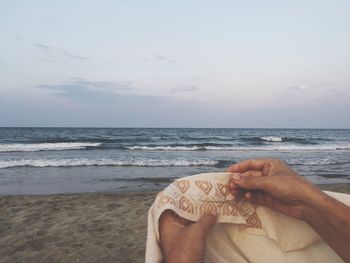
[303,190,350,262]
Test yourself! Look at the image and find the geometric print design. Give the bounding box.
[245,212,262,229]
[174,179,190,193]
[157,194,175,209]
[195,180,213,195]
[217,183,230,198]
[156,179,262,229]
[179,196,195,214]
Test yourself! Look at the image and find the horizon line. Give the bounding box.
[0,126,349,130]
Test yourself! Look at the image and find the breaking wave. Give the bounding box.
[0,158,219,169]
[126,144,350,151]
[288,159,350,166]
[126,145,204,151]
[0,142,102,152]
[259,136,284,142]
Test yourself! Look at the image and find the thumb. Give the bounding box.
[232,173,269,191]
[196,213,217,234]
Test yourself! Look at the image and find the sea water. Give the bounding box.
[0,128,349,194]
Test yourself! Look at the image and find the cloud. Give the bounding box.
[61,50,89,61]
[286,82,338,92]
[13,35,23,40]
[69,77,131,90]
[35,43,51,51]
[154,54,175,64]
[141,54,175,64]
[171,86,198,94]
[285,85,309,92]
[36,78,131,102]
[35,42,89,61]
[3,89,350,128]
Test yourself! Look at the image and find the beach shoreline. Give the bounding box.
[0,183,349,263]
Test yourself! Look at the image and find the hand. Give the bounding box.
[228,159,350,262]
[227,159,322,219]
[159,210,217,263]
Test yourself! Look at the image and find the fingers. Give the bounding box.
[229,171,263,195]
[227,159,269,173]
[196,213,217,234]
[231,173,269,191]
[241,170,263,177]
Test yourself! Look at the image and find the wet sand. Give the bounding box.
[0,184,349,263]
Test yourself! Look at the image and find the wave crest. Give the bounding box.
[126,144,350,151]
[259,136,284,142]
[0,158,219,169]
[0,142,102,152]
[126,145,204,151]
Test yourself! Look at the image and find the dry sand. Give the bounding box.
[0,191,157,263]
[0,184,349,263]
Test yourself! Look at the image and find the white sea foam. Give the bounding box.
[260,136,284,142]
[0,142,102,152]
[287,159,350,166]
[127,146,203,151]
[0,158,218,169]
[255,144,350,151]
[126,144,350,151]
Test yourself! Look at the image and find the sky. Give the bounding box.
[0,0,349,128]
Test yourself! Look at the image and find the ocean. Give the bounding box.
[0,127,349,195]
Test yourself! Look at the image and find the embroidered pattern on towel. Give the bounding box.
[156,178,262,229]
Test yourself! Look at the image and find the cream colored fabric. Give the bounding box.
[145,172,350,263]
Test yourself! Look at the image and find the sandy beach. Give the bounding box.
[1,184,349,263]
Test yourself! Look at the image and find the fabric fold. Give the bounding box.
[146,172,349,263]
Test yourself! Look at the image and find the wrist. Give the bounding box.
[303,185,326,206]
[301,186,338,224]
[299,185,327,222]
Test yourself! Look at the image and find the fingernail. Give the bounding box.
[232,174,241,181]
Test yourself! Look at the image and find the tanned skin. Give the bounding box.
[159,159,350,263]
[228,159,350,263]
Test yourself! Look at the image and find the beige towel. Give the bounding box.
[146,172,350,263]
